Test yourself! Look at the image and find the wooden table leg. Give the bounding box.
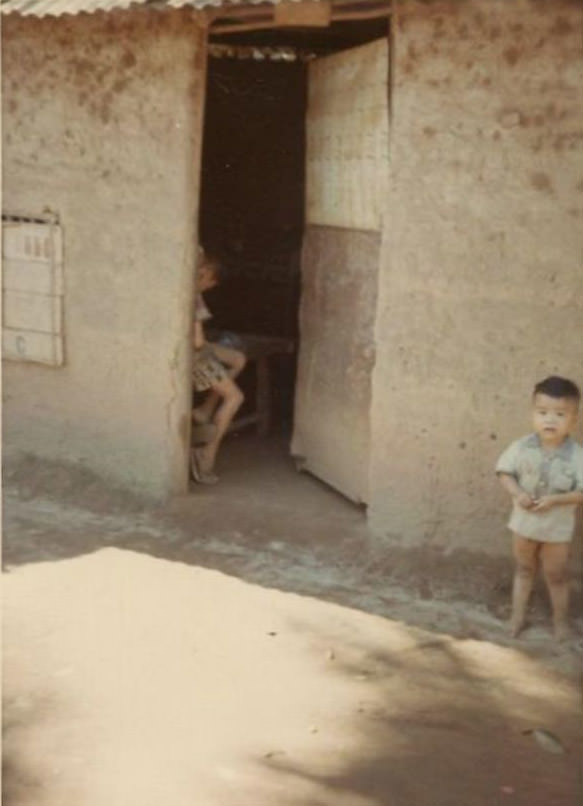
[256,356,271,437]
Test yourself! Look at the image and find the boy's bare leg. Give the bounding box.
[192,393,218,424]
[540,542,571,641]
[193,345,246,424]
[211,343,246,376]
[510,535,539,637]
[195,375,244,473]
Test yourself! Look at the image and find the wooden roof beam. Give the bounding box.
[209,0,390,34]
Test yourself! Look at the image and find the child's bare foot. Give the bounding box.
[553,621,571,643]
[190,449,219,485]
[194,445,213,471]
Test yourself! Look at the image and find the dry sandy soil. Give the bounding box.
[3,438,582,806]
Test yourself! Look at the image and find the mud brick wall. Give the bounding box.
[369,0,583,554]
[2,9,205,495]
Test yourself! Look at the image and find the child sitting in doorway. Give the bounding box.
[496,376,583,641]
[191,250,246,485]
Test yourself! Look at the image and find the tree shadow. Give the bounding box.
[2,690,57,806]
[249,618,581,806]
[3,457,582,806]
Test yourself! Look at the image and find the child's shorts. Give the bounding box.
[192,344,227,392]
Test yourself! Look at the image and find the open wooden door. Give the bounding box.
[291,38,389,505]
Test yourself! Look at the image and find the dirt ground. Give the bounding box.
[3,436,582,806]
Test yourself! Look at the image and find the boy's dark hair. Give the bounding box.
[533,375,581,403]
[199,249,222,280]
[205,254,222,279]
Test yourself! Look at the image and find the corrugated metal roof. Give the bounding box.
[0,0,303,17]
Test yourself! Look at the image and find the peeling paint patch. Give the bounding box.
[499,110,522,129]
[112,78,130,94]
[553,132,583,152]
[550,16,573,36]
[530,172,554,194]
[502,47,521,66]
[120,50,137,70]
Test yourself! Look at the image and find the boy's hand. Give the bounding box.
[514,492,535,509]
[531,496,556,513]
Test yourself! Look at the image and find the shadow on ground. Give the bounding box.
[3,434,582,804]
[2,543,581,806]
[256,621,580,806]
[4,439,582,652]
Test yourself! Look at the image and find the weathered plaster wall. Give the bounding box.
[2,9,206,495]
[369,0,583,553]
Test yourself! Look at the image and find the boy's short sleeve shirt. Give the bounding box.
[496,434,583,542]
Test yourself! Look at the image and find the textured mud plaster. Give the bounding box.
[2,9,206,496]
[368,0,583,553]
[293,227,379,504]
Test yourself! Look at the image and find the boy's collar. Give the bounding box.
[529,433,574,456]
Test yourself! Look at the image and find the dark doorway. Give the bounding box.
[199,56,306,433]
[195,10,390,479]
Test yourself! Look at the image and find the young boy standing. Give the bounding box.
[496,376,583,641]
